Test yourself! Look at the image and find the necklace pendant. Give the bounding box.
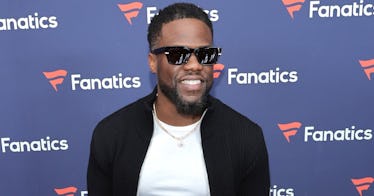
[177,141,184,147]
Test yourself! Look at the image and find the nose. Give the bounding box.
[183,53,203,71]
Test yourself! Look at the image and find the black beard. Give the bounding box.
[158,81,211,116]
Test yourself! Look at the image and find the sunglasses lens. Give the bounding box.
[153,46,221,65]
[165,47,190,65]
[196,48,220,64]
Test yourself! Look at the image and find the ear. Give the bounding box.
[148,53,157,73]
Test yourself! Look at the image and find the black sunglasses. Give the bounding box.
[151,46,222,65]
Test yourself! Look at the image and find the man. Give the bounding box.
[87,3,270,196]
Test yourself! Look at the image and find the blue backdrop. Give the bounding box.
[1,0,373,195]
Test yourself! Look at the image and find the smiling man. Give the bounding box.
[87,3,270,196]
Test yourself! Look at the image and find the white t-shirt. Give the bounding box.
[137,113,210,196]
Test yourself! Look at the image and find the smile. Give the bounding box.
[181,80,202,85]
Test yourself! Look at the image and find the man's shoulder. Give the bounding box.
[209,96,258,127]
[208,97,265,149]
[95,92,153,131]
[208,96,263,138]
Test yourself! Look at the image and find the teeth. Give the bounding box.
[182,80,201,85]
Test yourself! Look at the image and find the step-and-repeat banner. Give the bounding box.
[1,0,373,195]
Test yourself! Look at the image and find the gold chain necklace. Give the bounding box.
[152,103,207,147]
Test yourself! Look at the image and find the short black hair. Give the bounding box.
[147,2,213,51]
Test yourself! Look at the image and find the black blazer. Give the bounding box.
[87,90,270,196]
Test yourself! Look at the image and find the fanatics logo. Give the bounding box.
[283,0,374,19]
[277,121,302,143]
[118,2,143,25]
[0,136,69,153]
[359,58,374,80]
[213,64,225,79]
[282,0,305,19]
[0,13,58,31]
[54,187,77,196]
[42,68,141,92]
[277,121,372,143]
[43,69,68,92]
[351,177,374,196]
